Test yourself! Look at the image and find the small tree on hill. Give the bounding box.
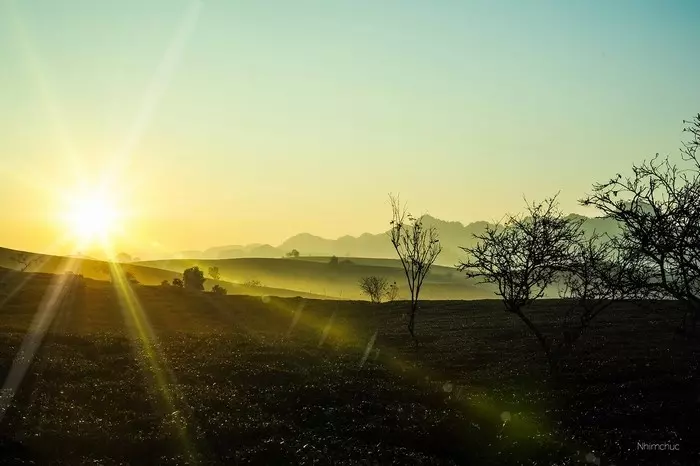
[286,249,300,258]
[183,266,206,290]
[208,266,220,281]
[160,279,170,286]
[243,279,262,287]
[328,255,339,266]
[388,194,442,339]
[172,278,184,288]
[359,276,389,303]
[385,281,399,302]
[211,284,227,295]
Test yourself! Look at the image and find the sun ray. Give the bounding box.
[105,0,202,188]
[106,253,200,463]
[0,257,79,423]
[2,1,81,181]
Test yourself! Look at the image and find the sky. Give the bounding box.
[1,0,699,257]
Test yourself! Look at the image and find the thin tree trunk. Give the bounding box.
[513,308,557,375]
[677,311,688,335]
[408,300,418,346]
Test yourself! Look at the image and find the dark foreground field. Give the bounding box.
[1,271,699,465]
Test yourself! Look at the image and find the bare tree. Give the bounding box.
[388,194,442,339]
[358,276,389,303]
[385,281,399,302]
[458,195,582,372]
[580,114,700,334]
[208,266,220,281]
[558,233,647,351]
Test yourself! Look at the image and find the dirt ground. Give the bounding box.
[1,271,698,465]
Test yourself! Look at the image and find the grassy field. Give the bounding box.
[1,269,699,465]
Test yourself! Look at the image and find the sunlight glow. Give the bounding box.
[61,193,121,249]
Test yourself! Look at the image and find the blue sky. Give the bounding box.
[1,0,699,254]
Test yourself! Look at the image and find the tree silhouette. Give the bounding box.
[172,278,184,288]
[211,284,227,295]
[388,194,442,340]
[286,249,300,258]
[183,266,206,290]
[557,232,646,354]
[358,276,389,303]
[208,266,220,281]
[385,281,399,302]
[581,114,700,334]
[458,195,582,373]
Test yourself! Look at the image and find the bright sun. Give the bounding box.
[64,195,120,245]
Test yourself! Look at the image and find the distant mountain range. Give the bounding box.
[160,214,621,267]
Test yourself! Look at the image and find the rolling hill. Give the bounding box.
[0,248,331,300]
[0,246,496,300]
[1,211,618,301]
[134,256,496,300]
[1,210,620,301]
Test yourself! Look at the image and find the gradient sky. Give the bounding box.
[1,0,699,256]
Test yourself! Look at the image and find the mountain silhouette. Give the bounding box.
[161,213,620,266]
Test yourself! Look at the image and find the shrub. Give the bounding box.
[359,276,389,303]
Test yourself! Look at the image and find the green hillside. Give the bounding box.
[1,246,495,300]
[135,256,495,300]
[0,248,330,300]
